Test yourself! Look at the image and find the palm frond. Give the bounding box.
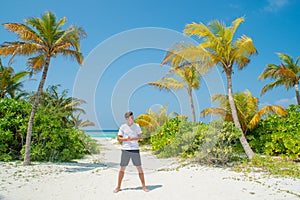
[277,52,293,66]
[260,78,292,95]
[230,17,244,38]
[279,64,297,79]
[249,105,287,128]
[258,64,281,80]
[234,35,258,69]
[149,78,184,91]
[55,49,84,65]
[2,23,44,44]
[26,55,45,71]
[54,25,86,51]
[184,22,218,44]
[201,107,228,118]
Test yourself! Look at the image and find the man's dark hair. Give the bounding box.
[125,111,133,119]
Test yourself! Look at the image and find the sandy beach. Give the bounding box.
[0,138,299,200]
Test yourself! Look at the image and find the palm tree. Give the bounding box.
[0,58,29,98]
[258,53,300,105]
[149,65,200,122]
[136,105,177,135]
[201,90,287,133]
[0,11,86,165]
[29,85,88,127]
[70,113,95,129]
[163,17,257,158]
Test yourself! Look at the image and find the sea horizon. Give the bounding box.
[85,130,118,138]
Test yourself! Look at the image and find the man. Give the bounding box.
[114,111,149,193]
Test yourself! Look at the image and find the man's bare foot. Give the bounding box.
[113,188,121,193]
[142,187,150,192]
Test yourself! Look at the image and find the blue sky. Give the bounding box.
[0,0,299,129]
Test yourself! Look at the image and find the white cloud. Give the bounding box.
[259,97,296,108]
[275,97,297,107]
[263,0,289,12]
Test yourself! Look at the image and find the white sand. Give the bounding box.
[0,138,299,200]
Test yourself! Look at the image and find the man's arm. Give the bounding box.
[117,135,130,142]
[123,133,142,141]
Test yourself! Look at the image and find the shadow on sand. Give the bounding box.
[120,184,162,192]
[53,160,120,173]
[53,162,106,173]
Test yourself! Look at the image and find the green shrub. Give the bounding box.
[197,120,242,165]
[150,117,181,153]
[0,98,99,162]
[0,98,30,160]
[157,119,206,158]
[247,104,300,159]
[150,117,241,165]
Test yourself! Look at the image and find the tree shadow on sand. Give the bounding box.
[53,162,107,173]
[52,160,121,173]
[120,184,162,192]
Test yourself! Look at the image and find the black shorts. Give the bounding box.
[120,150,141,166]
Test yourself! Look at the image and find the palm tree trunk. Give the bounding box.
[295,82,300,105]
[24,56,51,165]
[226,72,254,159]
[187,87,196,122]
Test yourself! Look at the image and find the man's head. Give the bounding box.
[125,111,134,125]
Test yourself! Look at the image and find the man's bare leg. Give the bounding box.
[114,166,126,193]
[137,166,149,192]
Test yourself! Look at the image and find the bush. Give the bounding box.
[247,104,300,159]
[197,120,241,165]
[155,119,206,158]
[150,117,241,165]
[0,98,30,160]
[150,117,181,154]
[0,98,99,162]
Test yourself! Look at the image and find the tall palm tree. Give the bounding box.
[149,65,200,122]
[201,90,287,133]
[163,17,257,158]
[0,58,29,98]
[259,53,300,105]
[0,11,86,165]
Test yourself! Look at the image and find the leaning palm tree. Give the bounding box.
[258,53,300,105]
[163,17,257,158]
[0,58,29,98]
[0,11,86,165]
[201,90,287,133]
[149,65,200,122]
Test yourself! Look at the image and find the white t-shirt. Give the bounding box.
[118,123,141,150]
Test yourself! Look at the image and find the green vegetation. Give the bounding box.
[0,11,299,179]
[136,105,177,144]
[234,155,300,178]
[247,104,300,159]
[0,11,86,165]
[162,17,257,158]
[150,117,241,165]
[0,98,98,162]
[201,90,287,133]
[259,53,300,105]
[149,65,201,122]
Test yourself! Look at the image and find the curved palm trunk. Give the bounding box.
[226,72,254,159]
[24,56,51,165]
[295,82,300,105]
[187,87,196,122]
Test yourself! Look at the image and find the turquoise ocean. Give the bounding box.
[85,130,118,139]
